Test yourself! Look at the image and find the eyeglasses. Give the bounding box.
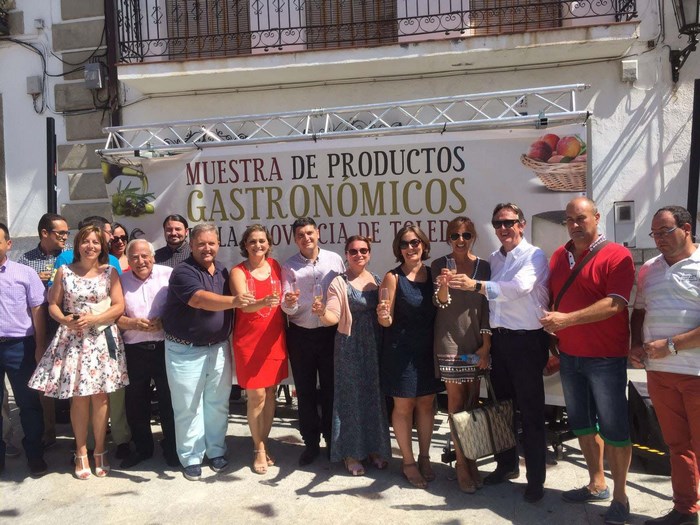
[648,226,678,239]
[399,239,422,250]
[50,230,70,238]
[112,235,128,243]
[347,248,369,256]
[449,232,473,242]
[491,219,521,229]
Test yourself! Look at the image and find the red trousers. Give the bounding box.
[647,371,700,514]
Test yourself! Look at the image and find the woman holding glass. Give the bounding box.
[230,224,287,475]
[29,225,127,479]
[313,235,391,476]
[431,216,491,493]
[109,223,130,272]
[377,226,443,489]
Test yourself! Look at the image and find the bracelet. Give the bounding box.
[434,289,452,309]
[480,328,492,335]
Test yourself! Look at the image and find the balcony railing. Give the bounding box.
[115,0,638,64]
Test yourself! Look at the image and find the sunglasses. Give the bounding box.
[449,232,473,241]
[491,219,521,229]
[49,230,71,237]
[112,235,128,243]
[347,248,369,256]
[399,238,422,250]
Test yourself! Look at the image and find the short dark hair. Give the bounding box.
[38,213,67,237]
[492,203,525,223]
[0,222,9,241]
[654,206,692,228]
[392,225,431,263]
[291,217,316,236]
[78,216,110,230]
[239,224,273,258]
[73,225,109,265]
[163,214,188,229]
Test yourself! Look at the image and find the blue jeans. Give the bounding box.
[559,353,630,446]
[165,339,232,467]
[0,336,44,459]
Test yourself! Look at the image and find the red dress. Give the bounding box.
[232,258,288,389]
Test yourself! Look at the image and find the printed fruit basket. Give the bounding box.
[521,134,587,192]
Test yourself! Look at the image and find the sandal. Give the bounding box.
[344,457,365,476]
[252,450,268,475]
[368,453,388,470]
[456,462,476,494]
[402,462,427,489]
[94,451,110,478]
[418,455,436,482]
[74,454,92,480]
[266,453,275,467]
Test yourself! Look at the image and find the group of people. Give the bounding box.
[0,198,698,525]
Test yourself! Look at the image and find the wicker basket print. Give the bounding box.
[521,134,587,192]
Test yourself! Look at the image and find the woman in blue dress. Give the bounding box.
[377,226,443,489]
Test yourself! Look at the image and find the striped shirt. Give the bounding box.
[634,247,700,375]
[0,259,46,337]
[17,243,71,289]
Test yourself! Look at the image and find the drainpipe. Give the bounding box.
[46,117,57,213]
[688,79,700,237]
[104,0,122,128]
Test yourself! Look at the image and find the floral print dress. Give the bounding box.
[28,266,128,398]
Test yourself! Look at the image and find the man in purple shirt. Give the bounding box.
[162,223,253,481]
[118,239,178,469]
[0,222,48,477]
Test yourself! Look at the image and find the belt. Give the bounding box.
[126,340,163,351]
[0,336,27,343]
[492,327,543,336]
[165,333,224,347]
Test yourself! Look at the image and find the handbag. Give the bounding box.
[448,372,516,461]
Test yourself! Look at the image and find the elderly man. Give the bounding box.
[162,223,252,480]
[281,217,344,466]
[457,202,550,503]
[630,206,700,525]
[117,239,178,469]
[541,197,635,525]
[155,214,191,268]
[0,222,47,477]
[16,212,72,449]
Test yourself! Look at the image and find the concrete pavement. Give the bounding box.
[1,395,673,524]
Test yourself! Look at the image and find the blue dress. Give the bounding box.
[330,275,391,462]
[381,265,443,398]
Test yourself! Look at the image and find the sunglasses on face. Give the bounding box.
[49,230,70,238]
[347,248,369,256]
[449,232,473,241]
[399,238,422,250]
[113,235,128,243]
[491,219,521,229]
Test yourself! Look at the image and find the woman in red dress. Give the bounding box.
[230,224,288,475]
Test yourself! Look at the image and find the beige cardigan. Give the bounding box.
[321,273,380,336]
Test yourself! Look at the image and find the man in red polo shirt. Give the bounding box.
[540,197,635,525]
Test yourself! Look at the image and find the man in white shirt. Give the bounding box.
[281,218,344,465]
[460,202,550,503]
[631,206,700,525]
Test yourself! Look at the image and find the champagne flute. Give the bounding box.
[313,283,323,303]
[246,277,256,296]
[379,287,389,306]
[446,257,457,274]
[270,278,280,299]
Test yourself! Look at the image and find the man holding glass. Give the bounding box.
[281,218,344,465]
[540,197,634,525]
[457,202,550,503]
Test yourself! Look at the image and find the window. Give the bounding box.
[305,0,397,49]
[470,0,561,36]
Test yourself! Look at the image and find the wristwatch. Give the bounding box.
[667,337,677,355]
[474,281,482,292]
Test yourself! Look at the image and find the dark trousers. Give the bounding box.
[0,337,44,460]
[286,324,336,447]
[124,341,176,458]
[490,328,549,487]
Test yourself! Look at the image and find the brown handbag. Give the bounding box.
[448,373,516,461]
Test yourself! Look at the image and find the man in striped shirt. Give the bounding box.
[631,206,700,525]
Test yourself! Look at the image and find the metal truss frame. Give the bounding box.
[98,84,590,166]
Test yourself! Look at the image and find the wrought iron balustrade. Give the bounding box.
[114,0,638,64]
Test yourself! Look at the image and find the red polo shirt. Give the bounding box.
[549,241,634,358]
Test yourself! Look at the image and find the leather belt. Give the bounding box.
[492,327,543,336]
[0,336,26,343]
[165,333,223,347]
[126,340,162,351]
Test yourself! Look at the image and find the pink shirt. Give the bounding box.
[119,264,172,344]
[0,259,45,338]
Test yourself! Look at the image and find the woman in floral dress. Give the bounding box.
[29,225,127,479]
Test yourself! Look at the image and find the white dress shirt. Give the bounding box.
[485,238,550,330]
[120,264,172,344]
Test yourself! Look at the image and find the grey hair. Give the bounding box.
[126,238,155,257]
[191,223,219,242]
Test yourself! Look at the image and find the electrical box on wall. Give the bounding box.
[613,201,636,248]
[26,75,43,95]
[84,62,104,90]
